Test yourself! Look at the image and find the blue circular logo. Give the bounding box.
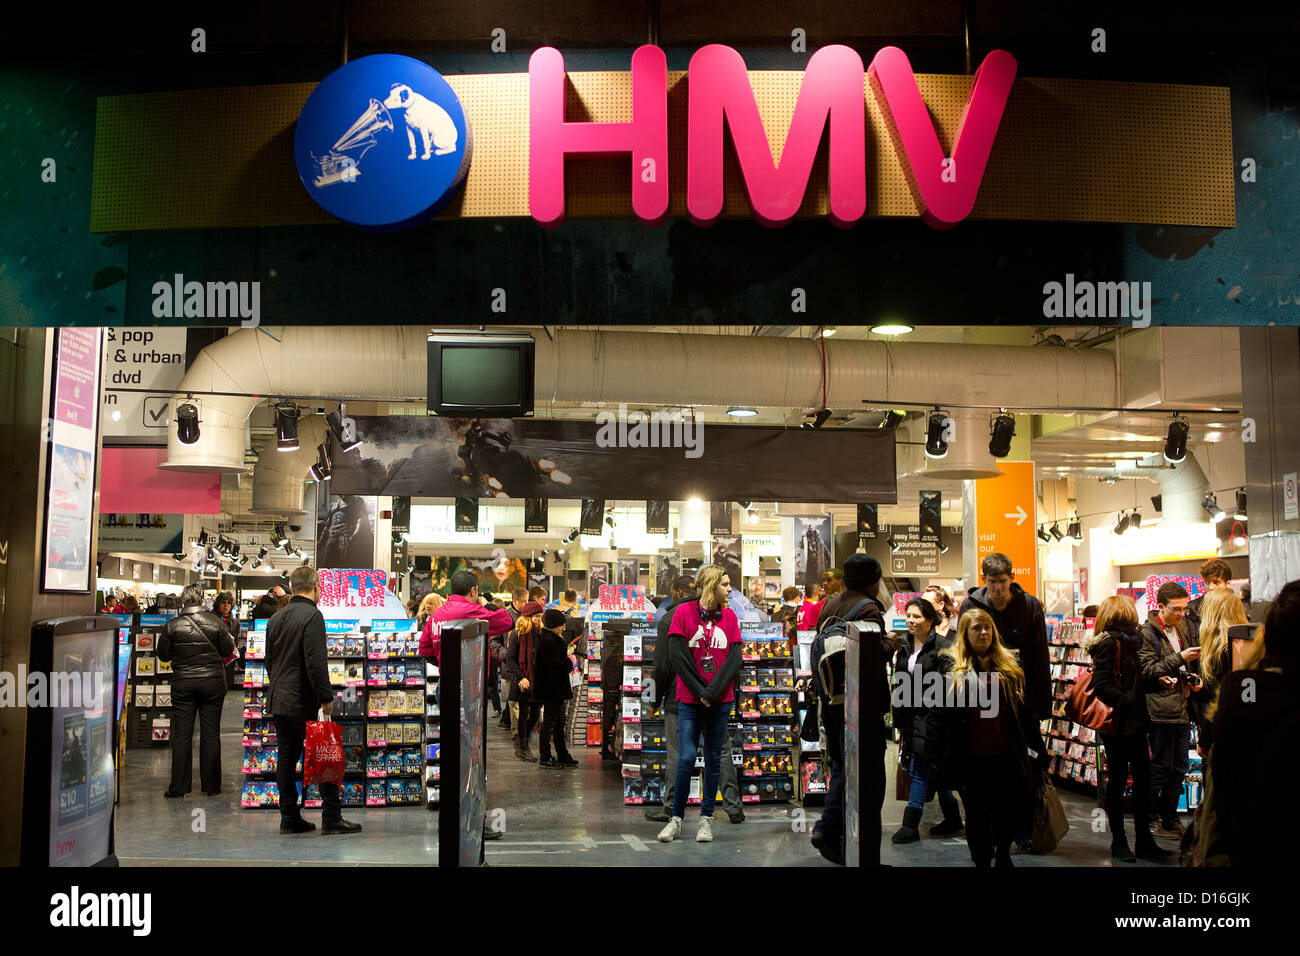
[294,54,473,231]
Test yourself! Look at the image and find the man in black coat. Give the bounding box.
[959,552,1051,721]
[266,566,361,835]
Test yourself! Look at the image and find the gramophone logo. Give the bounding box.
[294,53,473,231]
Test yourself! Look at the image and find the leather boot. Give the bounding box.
[513,735,525,760]
[891,806,923,844]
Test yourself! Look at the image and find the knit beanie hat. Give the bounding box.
[520,601,544,617]
[542,608,568,630]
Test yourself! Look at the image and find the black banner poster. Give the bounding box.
[330,416,896,503]
[391,496,411,536]
[919,491,942,544]
[524,497,548,534]
[390,536,409,572]
[857,503,878,538]
[455,497,479,532]
[645,500,669,535]
[580,499,605,536]
[710,501,732,535]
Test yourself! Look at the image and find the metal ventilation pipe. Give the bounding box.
[249,416,328,516]
[1115,452,1210,525]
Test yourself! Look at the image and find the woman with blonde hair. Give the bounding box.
[658,565,743,844]
[503,601,545,760]
[927,608,1047,867]
[1087,594,1168,862]
[416,592,445,630]
[1198,587,1249,687]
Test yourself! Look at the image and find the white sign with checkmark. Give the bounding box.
[101,328,188,440]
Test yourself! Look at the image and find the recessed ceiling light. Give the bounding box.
[870,323,913,335]
[816,326,836,339]
[727,407,758,418]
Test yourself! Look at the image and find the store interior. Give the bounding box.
[91,322,1249,866]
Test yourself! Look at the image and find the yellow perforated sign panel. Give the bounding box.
[91,69,1234,231]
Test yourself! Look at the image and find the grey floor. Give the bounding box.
[114,691,1180,867]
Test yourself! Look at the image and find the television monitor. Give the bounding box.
[427,332,534,418]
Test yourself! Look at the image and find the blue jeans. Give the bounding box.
[672,702,730,819]
[907,755,960,820]
[1147,722,1191,824]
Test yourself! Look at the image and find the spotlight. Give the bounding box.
[275,402,300,451]
[175,402,200,444]
[1067,519,1083,543]
[888,535,901,554]
[939,541,949,554]
[251,557,263,570]
[197,529,210,547]
[880,410,907,430]
[1050,522,1064,541]
[310,442,332,482]
[1151,494,1163,513]
[326,408,362,452]
[562,529,579,544]
[1114,512,1131,535]
[988,410,1016,458]
[171,552,186,562]
[1202,493,1225,522]
[748,510,760,525]
[232,556,247,572]
[801,408,832,430]
[925,408,949,460]
[1163,416,1189,463]
[1038,526,1051,543]
[1235,488,1247,520]
[556,548,567,557]
[539,549,548,558]
[1129,509,1142,530]
[273,524,289,549]
[257,546,269,560]
[605,515,616,528]
[736,500,752,510]
[727,407,758,418]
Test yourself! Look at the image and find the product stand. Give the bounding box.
[845,620,885,868]
[122,612,178,749]
[794,629,827,802]
[436,618,487,867]
[20,616,125,867]
[239,618,427,811]
[1045,617,1104,793]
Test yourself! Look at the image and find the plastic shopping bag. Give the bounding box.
[303,718,345,786]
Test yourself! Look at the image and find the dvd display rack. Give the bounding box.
[241,618,428,811]
[584,621,603,749]
[794,629,827,800]
[622,620,797,807]
[122,613,177,749]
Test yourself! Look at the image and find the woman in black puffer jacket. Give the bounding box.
[157,584,235,798]
[1088,595,1169,863]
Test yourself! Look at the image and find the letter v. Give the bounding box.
[868,47,1017,229]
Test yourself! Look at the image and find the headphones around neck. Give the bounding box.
[697,601,723,623]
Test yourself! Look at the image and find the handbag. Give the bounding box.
[303,717,346,787]
[895,755,913,801]
[1030,771,1070,852]
[1065,638,1123,734]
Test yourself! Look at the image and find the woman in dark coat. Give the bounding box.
[503,602,544,761]
[531,609,578,769]
[891,597,961,843]
[927,608,1048,867]
[1088,594,1169,862]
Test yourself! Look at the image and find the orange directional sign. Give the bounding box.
[973,460,1038,597]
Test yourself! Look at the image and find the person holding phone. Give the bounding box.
[657,565,743,844]
[1138,582,1202,838]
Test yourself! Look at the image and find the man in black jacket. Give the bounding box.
[266,566,361,835]
[811,553,892,866]
[959,553,1051,722]
[157,584,234,798]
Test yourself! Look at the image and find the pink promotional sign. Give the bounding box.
[54,328,99,428]
[1145,575,1206,601]
[99,447,221,514]
[892,592,923,617]
[528,43,1017,229]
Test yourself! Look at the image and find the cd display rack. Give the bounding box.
[121,613,177,749]
[240,618,428,810]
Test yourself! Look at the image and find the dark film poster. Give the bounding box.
[331,416,896,503]
[586,563,608,597]
[617,557,639,586]
[857,503,878,538]
[645,500,669,535]
[524,497,548,534]
[317,494,377,570]
[919,491,942,544]
[654,550,681,594]
[710,533,742,589]
[454,497,479,532]
[710,501,731,535]
[790,515,834,587]
[580,498,605,536]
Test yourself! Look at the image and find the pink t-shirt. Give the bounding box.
[798,600,824,631]
[669,601,742,705]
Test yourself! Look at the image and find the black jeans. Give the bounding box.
[273,714,341,822]
[537,698,572,761]
[487,657,502,713]
[169,676,226,795]
[816,703,846,849]
[1147,722,1191,824]
[600,691,620,755]
[1101,731,1153,844]
[960,756,1028,866]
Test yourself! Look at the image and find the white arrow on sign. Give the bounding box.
[1004,506,1028,526]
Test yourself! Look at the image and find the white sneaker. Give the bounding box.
[658,816,683,843]
[697,816,714,843]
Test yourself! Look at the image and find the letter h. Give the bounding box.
[529,45,669,227]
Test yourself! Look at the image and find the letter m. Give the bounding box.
[688,45,866,227]
[206,281,239,319]
[1095,281,1130,318]
[868,47,1017,229]
[52,672,80,707]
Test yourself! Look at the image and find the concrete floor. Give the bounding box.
[113,691,1180,867]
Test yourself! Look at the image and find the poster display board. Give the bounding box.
[43,328,103,593]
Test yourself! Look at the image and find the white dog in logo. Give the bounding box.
[382,83,458,160]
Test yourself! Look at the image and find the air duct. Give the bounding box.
[163,327,1118,475]
[1114,452,1210,525]
[249,416,328,515]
